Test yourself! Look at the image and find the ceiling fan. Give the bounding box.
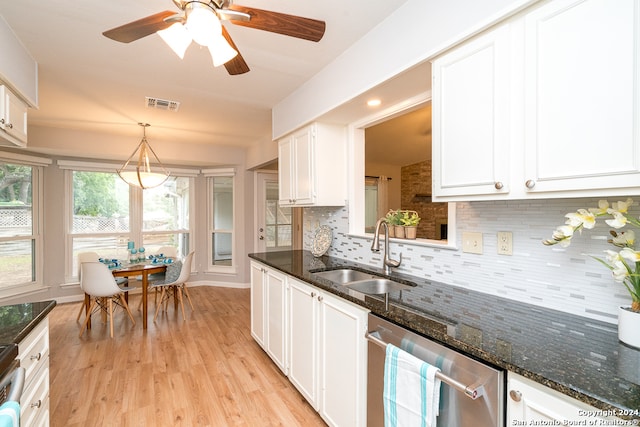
[102,0,326,75]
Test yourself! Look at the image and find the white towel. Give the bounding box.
[0,401,19,427]
[400,337,458,426]
[384,343,442,427]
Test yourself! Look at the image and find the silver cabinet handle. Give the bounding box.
[6,123,12,129]
[317,295,323,302]
[525,179,536,189]
[30,352,42,361]
[509,389,522,402]
[30,399,42,409]
[494,182,504,190]
[310,292,316,298]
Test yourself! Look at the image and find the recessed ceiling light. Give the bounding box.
[367,99,381,107]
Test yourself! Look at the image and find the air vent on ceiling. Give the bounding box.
[145,97,180,112]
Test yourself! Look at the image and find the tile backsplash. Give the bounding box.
[303,197,639,324]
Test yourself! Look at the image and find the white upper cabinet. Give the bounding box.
[278,122,347,207]
[433,0,640,201]
[0,85,28,146]
[432,25,512,198]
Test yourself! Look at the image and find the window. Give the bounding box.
[69,170,131,277]
[206,169,235,271]
[61,161,195,281]
[0,162,39,288]
[142,177,191,258]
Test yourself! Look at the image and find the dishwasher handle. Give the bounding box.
[365,330,484,400]
[0,367,25,403]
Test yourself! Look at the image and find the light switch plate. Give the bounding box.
[462,232,483,254]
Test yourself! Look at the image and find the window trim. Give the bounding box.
[0,157,45,296]
[205,168,236,274]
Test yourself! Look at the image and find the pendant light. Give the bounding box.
[117,123,170,189]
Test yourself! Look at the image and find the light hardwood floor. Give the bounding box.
[49,286,327,427]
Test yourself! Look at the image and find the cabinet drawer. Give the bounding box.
[18,317,49,388]
[20,365,49,427]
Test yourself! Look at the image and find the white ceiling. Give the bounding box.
[0,0,416,163]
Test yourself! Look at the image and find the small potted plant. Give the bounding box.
[544,199,640,349]
[400,211,421,239]
[385,209,401,238]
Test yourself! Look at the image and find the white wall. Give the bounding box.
[273,0,536,138]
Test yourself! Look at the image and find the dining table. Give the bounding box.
[84,262,167,330]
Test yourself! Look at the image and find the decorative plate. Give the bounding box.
[311,225,333,257]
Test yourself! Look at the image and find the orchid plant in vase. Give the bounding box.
[543,198,640,313]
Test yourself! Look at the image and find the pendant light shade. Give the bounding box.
[117,123,170,189]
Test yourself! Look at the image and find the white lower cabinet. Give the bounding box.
[250,261,287,373]
[288,277,368,427]
[18,316,50,427]
[507,372,624,423]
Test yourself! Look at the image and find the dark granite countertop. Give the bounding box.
[249,250,640,419]
[0,300,56,344]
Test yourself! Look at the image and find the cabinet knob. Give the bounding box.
[317,295,323,302]
[494,182,504,190]
[6,123,12,129]
[0,118,4,124]
[30,399,42,409]
[525,179,536,189]
[509,389,522,402]
[30,352,42,361]
[311,292,316,298]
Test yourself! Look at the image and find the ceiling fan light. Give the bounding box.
[157,23,192,59]
[207,36,238,67]
[186,4,221,46]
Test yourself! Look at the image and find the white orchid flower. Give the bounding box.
[605,211,628,229]
[604,249,622,264]
[610,259,630,282]
[620,247,640,264]
[610,198,634,214]
[565,209,595,229]
[589,200,610,215]
[611,230,635,247]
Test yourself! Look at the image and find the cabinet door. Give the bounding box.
[6,89,27,144]
[432,25,511,199]
[265,268,287,373]
[507,373,620,423]
[523,0,640,194]
[291,126,315,205]
[319,293,368,427]
[288,278,319,409]
[278,137,295,204]
[250,262,266,347]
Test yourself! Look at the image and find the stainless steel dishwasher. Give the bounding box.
[366,314,504,427]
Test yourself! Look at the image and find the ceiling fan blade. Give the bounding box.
[221,26,250,75]
[227,5,325,42]
[103,11,178,43]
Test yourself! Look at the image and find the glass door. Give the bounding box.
[256,172,293,252]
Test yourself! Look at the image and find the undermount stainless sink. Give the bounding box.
[311,268,384,285]
[344,278,414,294]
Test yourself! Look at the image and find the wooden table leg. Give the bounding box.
[142,272,148,329]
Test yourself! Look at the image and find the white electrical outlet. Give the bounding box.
[462,232,483,254]
[497,231,513,255]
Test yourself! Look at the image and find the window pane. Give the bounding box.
[72,236,129,276]
[143,177,190,231]
[212,232,232,266]
[212,177,233,230]
[72,171,129,233]
[0,163,33,236]
[0,240,34,287]
[142,233,189,258]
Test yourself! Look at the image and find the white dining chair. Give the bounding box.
[136,245,179,311]
[152,251,195,321]
[76,251,133,321]
[79,262,136,338]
